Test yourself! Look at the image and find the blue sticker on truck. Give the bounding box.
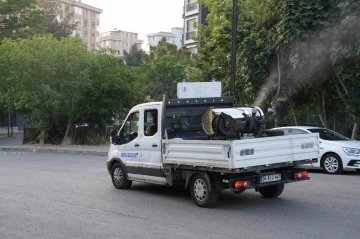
[120,153,138,158]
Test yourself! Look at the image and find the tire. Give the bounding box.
[190,174,219,208]
[258,184,284,198]
[111,163,132,189]
[322,153,343,174]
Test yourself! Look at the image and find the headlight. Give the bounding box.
[342,147,360,156]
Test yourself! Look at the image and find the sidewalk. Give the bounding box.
[0,144,109,156]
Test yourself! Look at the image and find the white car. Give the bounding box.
[271,126,360,174]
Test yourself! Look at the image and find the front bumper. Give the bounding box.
[346,159,360,169]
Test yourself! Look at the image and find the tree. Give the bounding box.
[141,38,191,100]
[37,0,76,40]
[0,0,45,40]
[124,44,144,66]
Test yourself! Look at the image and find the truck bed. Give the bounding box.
[162,133,319,171]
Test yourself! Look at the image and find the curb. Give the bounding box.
[0,147,107,156]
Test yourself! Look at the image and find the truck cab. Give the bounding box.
[108,102,166,185]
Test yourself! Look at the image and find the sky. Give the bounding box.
[82,0,184,49]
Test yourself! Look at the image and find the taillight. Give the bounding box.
[234,180,252,189]
[294,171,309,180]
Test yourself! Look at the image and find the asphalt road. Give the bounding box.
[1,152,359,239]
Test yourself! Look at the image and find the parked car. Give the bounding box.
[270,126,360,174]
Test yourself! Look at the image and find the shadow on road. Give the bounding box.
[126,183,306,211]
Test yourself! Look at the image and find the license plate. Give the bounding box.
[260,174,281,183]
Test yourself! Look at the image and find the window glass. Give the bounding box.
[287,129,307,135]
[121,112,139,144]
[308,129,349,141]
[74,6,82,15]
[144,110,158,137]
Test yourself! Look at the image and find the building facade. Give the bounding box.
[146,27,183,49]
[183,0,208,54]
[99,29,144,58]
[57,0,102,50]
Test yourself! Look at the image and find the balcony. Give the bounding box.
[186,3,198,12]
[185,31,197,41]
[185,2,199,17]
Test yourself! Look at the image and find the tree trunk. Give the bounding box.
[317,90,327,128]
[39,131,45,146]
[321,90,327,128]
[62,115,72,145]
[271,50,282,128]
[351,119,360,140]
[286,93,298,126]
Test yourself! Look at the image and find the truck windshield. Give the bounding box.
[308,129,349,141]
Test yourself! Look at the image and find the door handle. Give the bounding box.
[134,144,140,147]
[152,144,158,148]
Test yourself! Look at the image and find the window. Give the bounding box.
[106,40,110,46]
[84,20,88,27]
[121,112,140,144]
[126,33,129,38]
[96,13,100,20]
[91,44,95,49]
[92,22,95,29]
[92,33,95,41]
[144,110,158,137]
[84,10,87,16]
[74,6,82,15]
[287,129,307,135]
[308,129,349,141]
[116,40,121,46]
[84,31,87,37]
[125,42,128,47]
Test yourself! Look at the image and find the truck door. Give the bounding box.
[140,105,165,183]
[118,109,142,177]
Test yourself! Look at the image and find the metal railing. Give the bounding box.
[186,3,198,12]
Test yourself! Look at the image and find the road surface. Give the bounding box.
[0,152,359,239]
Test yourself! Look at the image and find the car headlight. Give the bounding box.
[342,147,360,156]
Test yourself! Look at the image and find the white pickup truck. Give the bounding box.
[107,96,319,207]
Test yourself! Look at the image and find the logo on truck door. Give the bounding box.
[120,153,138,158]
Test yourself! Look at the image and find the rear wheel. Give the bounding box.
[258,184,284,198]
[190,174,219,208]
[111,163,132,189]
[322,153,343,174]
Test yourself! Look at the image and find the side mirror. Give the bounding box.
[110,130,118,144]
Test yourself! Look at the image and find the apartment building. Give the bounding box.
[99,29,144,58]
[147,27,183,48]
[183,0,208,54]
[57,0,102,50]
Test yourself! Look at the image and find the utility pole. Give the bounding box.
[230,0,238,100]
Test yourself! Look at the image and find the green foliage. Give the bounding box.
[194,0,360,138]
[0,0,45,40]
[0,0,75,41]
[141,38,191,100]
[124,44,144,66]
[0,35,143,140]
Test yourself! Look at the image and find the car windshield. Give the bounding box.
[308,129,349,141]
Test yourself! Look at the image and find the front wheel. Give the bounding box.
[190,174,219,208]
[111,163,132,189]
[258,184,284,198]
[322,154,343,174]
